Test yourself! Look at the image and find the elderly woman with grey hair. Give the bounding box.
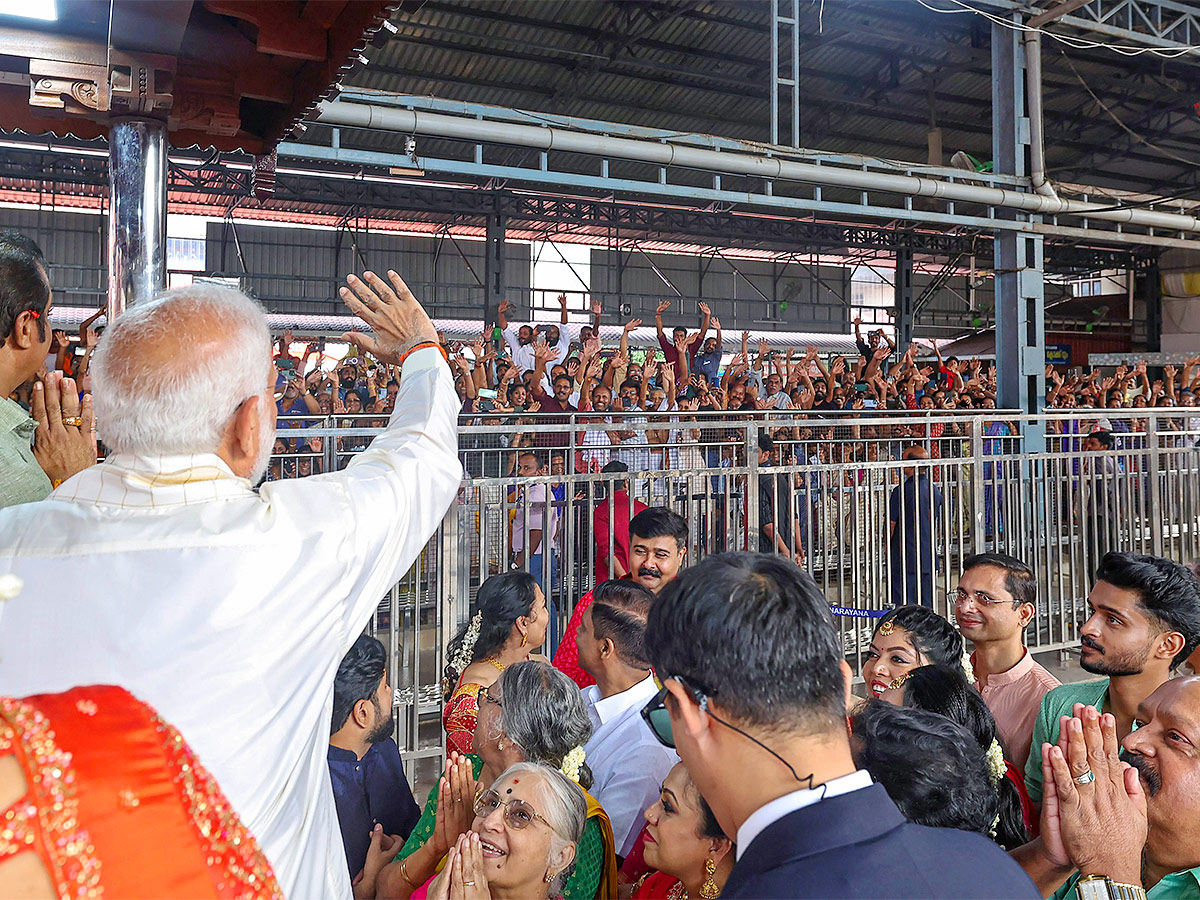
[374,661,618,900]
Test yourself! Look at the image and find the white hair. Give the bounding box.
[495,762,586,895]
[92,285,273,457]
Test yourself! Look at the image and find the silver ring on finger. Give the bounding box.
[1073,769,1096,785]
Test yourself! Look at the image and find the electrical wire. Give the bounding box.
[914,0,1200,58]
[1057,48,1200,168]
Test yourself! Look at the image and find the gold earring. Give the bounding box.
[520,630,528,648]
[543,872,554,884]
[699,858,719,899]
[878,619,895,636]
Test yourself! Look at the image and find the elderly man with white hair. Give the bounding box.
[0,270,461,899]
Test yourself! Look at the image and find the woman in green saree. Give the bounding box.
[374,661,619,900]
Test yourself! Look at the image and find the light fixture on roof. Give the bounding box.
[0,0,56,20]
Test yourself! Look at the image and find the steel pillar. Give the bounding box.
[992,20,1045,433]
[895,248,915,353]
[107,118,167,320]
[1143,260,1162,352]
[484,213,506,326]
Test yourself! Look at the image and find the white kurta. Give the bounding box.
[0,347,461,900]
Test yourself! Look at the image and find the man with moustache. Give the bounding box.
[1013,678,1200,900]
[1023,551,1200,805]
[553,506,688,689]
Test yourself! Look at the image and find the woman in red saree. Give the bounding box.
[0,684,280,899]
[442,573,548,755]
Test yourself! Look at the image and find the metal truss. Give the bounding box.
[976,0,1200,56]
[0,142,1156,275]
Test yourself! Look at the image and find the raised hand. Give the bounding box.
[757,337,769,357]
[697,301,711,316]
[655,300,672,315]
[340,270,438,365]
[623,318,642,333]
[710,315,721,331]
[84,327,100,349]
[831,357,846,376]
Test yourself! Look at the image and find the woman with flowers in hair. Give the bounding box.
[880,664,1034,848]
[377,660,618,900]
[441,572,548,755]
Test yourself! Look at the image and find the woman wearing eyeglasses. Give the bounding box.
[629,762,734,900]
[378,661,617,900]
[417,762,587,900]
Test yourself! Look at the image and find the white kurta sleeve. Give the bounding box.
[262,347,462,649]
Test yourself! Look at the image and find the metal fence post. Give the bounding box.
[970,416,986,555]
[746,420,760,552]
[1148,412,1163,557]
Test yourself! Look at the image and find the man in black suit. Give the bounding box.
[641,553,1038,899]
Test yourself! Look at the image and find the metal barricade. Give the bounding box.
[270,408,1200,783]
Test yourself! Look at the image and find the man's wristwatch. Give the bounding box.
[1076,875,1147,900]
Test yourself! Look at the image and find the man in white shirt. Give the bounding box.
[576,579,678,857]
[498,294,599,375]
[642,553,1038,899]
[0,271,462,900]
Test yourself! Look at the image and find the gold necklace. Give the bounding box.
[667,881,688,900]
[483,657,506,673]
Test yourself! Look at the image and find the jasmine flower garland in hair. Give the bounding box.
[985,739,1006,787]
[450,611,483,674]
[560,746,586,782]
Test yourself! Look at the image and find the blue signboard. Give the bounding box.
[1046,344,1072,365]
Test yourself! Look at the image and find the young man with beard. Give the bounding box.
[1022,551,1200,805]
[328,633,420,879]
[553,506,688,689]
[1013,677,1200,900]
[957,552,1061,772]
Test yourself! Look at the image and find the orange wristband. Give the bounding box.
[398,341,448,367]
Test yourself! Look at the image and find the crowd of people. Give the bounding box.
[4,226,1200,900]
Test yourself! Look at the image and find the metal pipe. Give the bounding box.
[318,100,1200,233]
[107,117,167,320]
[1022,31,1058,200]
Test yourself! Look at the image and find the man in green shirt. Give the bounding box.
[1013,677,1200,900]
[1024,552,1200,805]
[0,230,95,508]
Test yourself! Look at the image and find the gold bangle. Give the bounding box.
[400,859,418,889]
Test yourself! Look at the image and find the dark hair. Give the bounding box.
[1096,552,1200,667]
[758,433,775,453]
[646,553,845,733]
[962,552,1037,608]
[619,379,640,392]
[553,374,572,388]
[591,579,655,669]
[874,606,964,668]
[629,506,688,549]
[851,701,999,839]
[601,460,628,474]
[684,776,731,844]
[1089,430,1115,448]
[332,633,387,733]
[898,666,1028,849]
[443,572,539,699]
[0,229,49,346]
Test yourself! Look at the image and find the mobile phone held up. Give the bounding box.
[478,388,499,400]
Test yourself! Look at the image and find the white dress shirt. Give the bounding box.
[503,323,570,375]
[0,347,461,900]
[582,674,679,857]
[735,769,874,860]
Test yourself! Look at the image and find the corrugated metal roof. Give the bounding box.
[309,0,1200,195]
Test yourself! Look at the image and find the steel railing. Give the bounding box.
[266,408,1200,786]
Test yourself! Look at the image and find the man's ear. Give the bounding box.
[352,698,372,729]
[664,678,709,743]
[840,659,854,713]
[1017,602,1036,630]
[230,394,262,459]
